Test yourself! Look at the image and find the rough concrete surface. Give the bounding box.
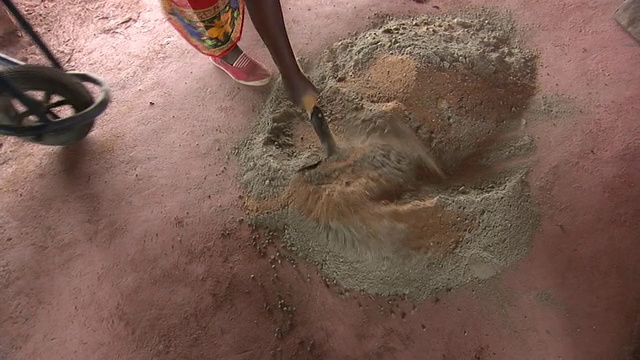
[0,0,639,359]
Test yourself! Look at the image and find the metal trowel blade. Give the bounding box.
[296,160,323,172]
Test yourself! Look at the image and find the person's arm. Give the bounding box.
[244,0,318,113]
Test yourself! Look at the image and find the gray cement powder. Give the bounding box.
[233,8,551,299]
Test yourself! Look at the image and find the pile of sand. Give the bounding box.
[234,8,542,299]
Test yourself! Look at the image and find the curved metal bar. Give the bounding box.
[65,71,112,123]
[0,74,50,122]
[0,72,111,137]
[0,53,25,68]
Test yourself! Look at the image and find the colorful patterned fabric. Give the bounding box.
[160,0,245,58]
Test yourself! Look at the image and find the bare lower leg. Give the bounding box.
[244,0,317,108]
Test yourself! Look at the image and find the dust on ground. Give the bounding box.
[236,7,546,299]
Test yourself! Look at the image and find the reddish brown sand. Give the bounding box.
[0,0,639,359]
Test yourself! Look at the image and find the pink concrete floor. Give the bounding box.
[0,0,639,359]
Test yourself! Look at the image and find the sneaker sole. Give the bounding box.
[211,58,272,87]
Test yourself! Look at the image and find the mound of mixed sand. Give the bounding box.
[234,8,542,299]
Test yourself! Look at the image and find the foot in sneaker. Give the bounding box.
[211,52,271,87]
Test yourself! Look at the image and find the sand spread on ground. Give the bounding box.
[234,8,545,299]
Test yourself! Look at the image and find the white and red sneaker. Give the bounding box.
[211,53,271,87]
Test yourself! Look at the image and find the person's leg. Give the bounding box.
[244,0,317,109]
[160,0,271,86]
